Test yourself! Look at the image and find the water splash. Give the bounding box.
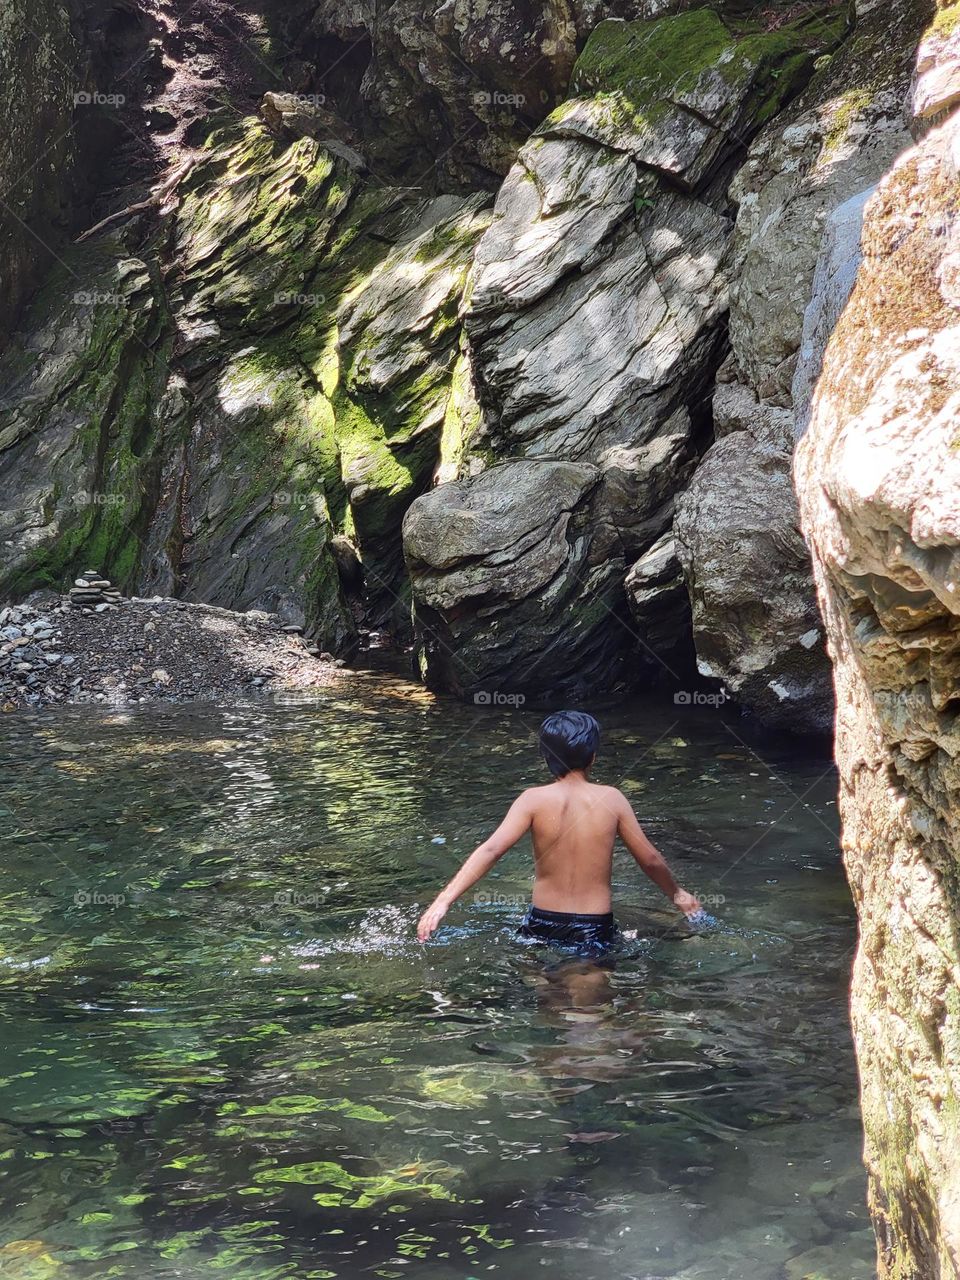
[293,905,421,958]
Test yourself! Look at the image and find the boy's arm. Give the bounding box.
[417,792,535,941]
[614,791,701,916]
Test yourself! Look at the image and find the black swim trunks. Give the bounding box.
[517,906,618,956]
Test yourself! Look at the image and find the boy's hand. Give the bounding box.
[673,889,702,917]
[417,898,450,942]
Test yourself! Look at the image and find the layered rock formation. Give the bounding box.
[795,7,960,1268]
[403,3,847,701]
[264,0,793,188]
[0,0,940,735]
[0,114,490,648]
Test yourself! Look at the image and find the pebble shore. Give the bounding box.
[0,588,346,710]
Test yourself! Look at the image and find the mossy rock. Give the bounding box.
[549,5,850,190]
[0,242,173,597]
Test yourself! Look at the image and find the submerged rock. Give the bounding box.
[795,79,960,1275]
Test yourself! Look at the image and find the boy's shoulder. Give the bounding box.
[590,781,629,807]
[520,781,627,807]
[519,782,556,802]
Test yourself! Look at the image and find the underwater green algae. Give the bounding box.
[0,688,873,1278]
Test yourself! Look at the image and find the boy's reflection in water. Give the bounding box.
[534,955,615,1011]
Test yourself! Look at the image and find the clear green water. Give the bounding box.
[0,677,873,1280]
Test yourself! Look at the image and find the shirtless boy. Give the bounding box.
[417,710,701,952]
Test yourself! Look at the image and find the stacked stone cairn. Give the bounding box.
[70,570,122,612]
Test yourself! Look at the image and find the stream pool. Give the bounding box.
[0,676,873,1279]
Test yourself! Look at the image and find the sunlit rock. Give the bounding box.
[795,94,960,1275]
[406,4,849,701]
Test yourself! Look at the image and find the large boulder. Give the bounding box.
[675,433,831,733]
[794,86,960,1276]
[406,4,845,701]
[404,459,633,700]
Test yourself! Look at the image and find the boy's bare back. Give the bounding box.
[525,776,621,914]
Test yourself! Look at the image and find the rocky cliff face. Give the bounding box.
[674,0,929,733]
[0,0,933,729]
[0,109,490,647]
[0,0,81,337]
[795,3,960,1270]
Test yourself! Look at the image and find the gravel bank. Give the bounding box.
[0,594,346,710]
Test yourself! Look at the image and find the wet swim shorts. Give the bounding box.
[517,906,618,956]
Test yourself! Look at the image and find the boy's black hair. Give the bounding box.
[539,710,600,778]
